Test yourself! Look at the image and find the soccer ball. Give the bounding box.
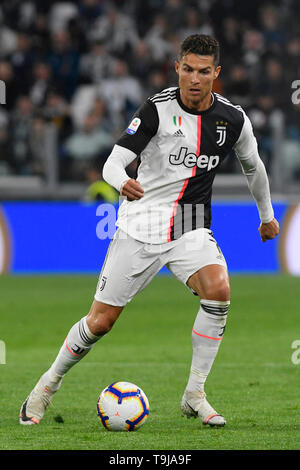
[96,381,150,431]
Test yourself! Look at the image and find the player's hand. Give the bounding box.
[258,218,280,242]
[121,179,144,201]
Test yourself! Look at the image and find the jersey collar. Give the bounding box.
[176,88,216,115]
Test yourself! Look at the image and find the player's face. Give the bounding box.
[175,53,221,111]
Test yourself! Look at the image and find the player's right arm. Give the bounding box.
[120,178,144,201]
[102,100,159,200]
[102,144,143,200]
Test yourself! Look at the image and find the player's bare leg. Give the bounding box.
[86,300,124,336]
[181,264,230,427]
[19,301,123,425]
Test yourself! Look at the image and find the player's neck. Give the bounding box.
[179,90,213,112]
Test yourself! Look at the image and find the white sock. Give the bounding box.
[43,316,102,387]
[186,299,230,393]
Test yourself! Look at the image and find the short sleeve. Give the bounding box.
[116,100,159,154]
[233,113,258,163]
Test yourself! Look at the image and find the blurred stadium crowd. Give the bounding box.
[0,0,299,188]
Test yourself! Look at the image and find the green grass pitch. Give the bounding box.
[0,274,300,450]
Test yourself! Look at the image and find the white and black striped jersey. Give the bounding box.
[104,86,273,244]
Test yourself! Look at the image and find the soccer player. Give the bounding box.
[20,34,279,427]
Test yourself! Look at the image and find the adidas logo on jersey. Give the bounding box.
[173,129,186,138]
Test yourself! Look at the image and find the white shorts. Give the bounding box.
[94,228,227,306]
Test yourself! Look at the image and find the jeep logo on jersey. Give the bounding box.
[169,147,220,171]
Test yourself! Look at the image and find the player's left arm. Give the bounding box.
[233,113,280,243]
[258,218,280,243]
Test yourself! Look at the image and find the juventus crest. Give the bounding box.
[216,121,228,146]
[99,275,107,291]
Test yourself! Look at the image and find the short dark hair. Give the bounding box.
[179,34,220,66]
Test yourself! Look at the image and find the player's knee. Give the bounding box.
[204,279,230,301]
[87,301,123,336]
[90,315,114,335]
